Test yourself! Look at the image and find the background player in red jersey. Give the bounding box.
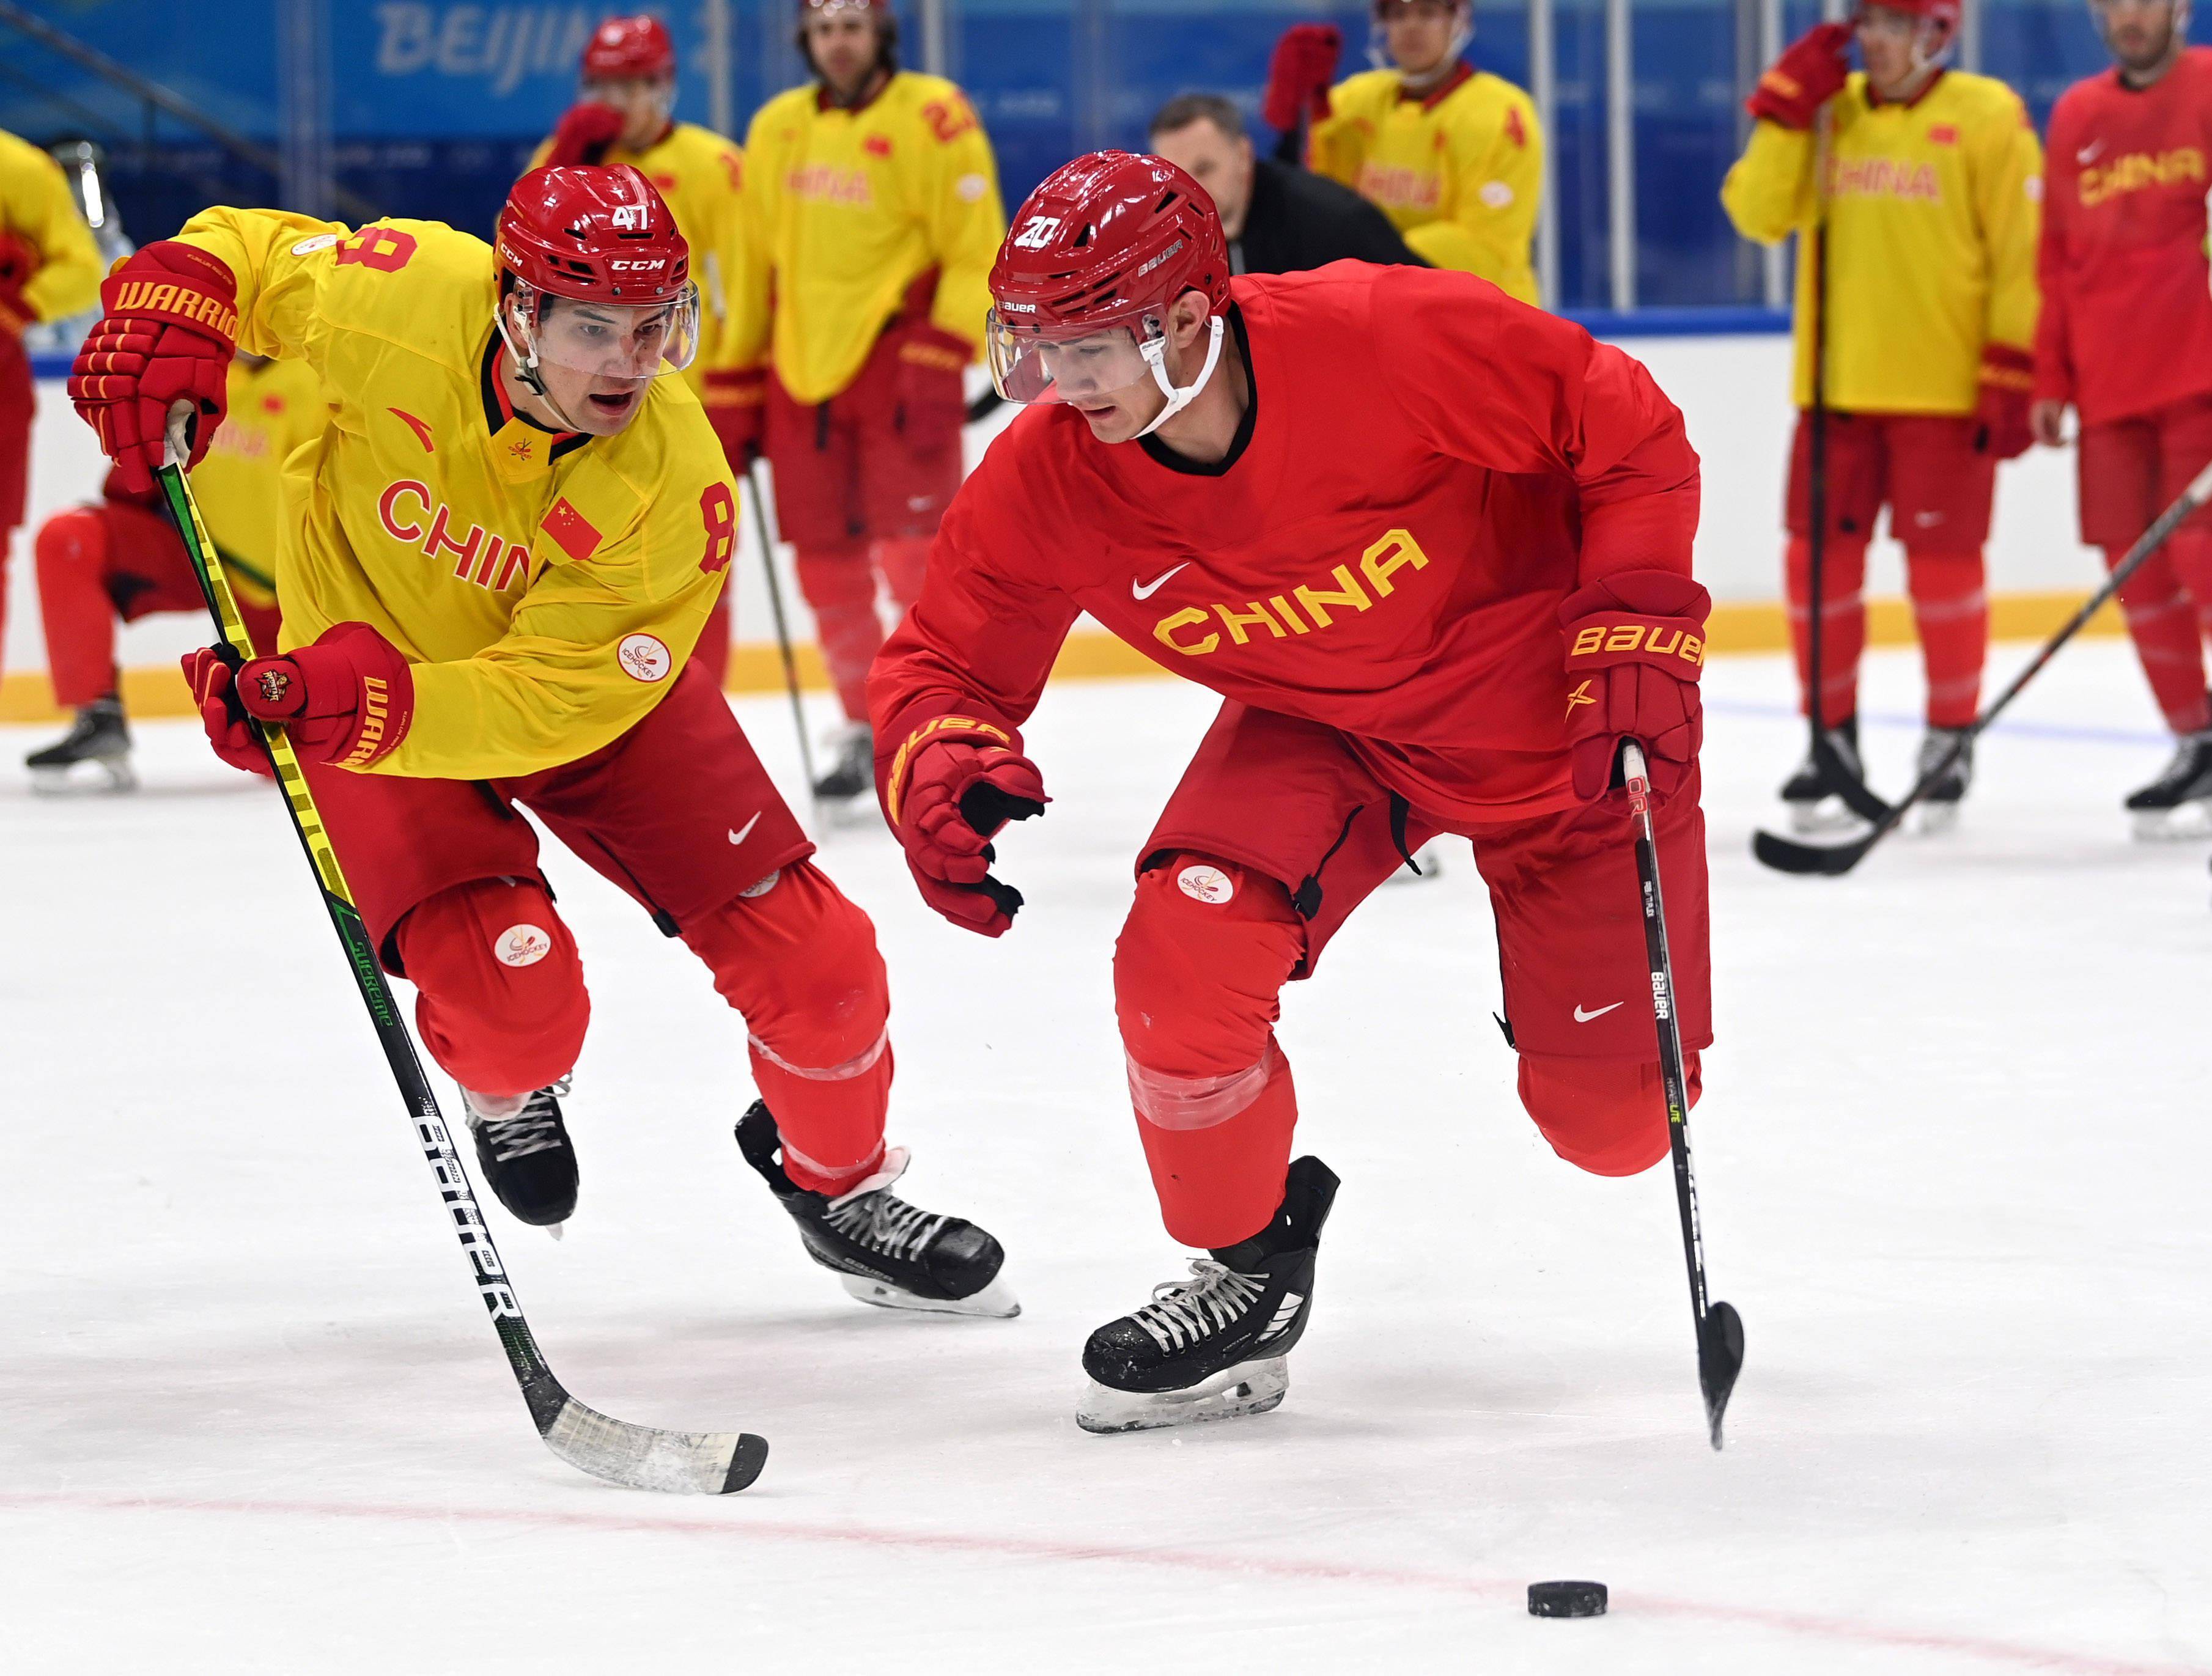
[2035,0,2212,834]
[869,152,1711,1432]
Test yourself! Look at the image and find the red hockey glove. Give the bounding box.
[0,229,35,342]
[1973,345,2035,461]
[547,102,627,167]
[1263,23,1343,131]
[1746,22,1851,130]
[703,367,767,470]
[886,721,1049,938]
[894,323,971,432]
[68,241,238,497]
[181,647,271,777]
[1560,570,1711,804]
[190,621,416,772]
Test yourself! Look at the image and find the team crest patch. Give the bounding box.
[1177,863,1236,905]
[618,633,673,682]
[494,924,553,968]
[290,233,341,256]
[739,869,781,899]
[253,668,292,705]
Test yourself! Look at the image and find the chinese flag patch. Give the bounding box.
[1505,106,1527,149]
[1929,123,1959,146]
[542,498,603,562]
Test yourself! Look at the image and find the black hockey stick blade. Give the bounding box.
[536,1389,769,1494]
[1750,823,1880,876]
[1813,734,1894,825]
[1698,1300,1746,1450]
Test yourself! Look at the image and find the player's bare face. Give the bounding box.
[1151,120,1255,240]
[807,12,881,102]
[1382,1,1458,78]
[1034,331,1166,441]
[508,297,682,435]
[585,75,674,150]
[2097,0,2181,76]
[1854,8,1928,96]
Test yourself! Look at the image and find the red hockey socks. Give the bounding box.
[1905,547,1988,729]
[2106,543,2211,735]
[682,860,892,1195]
[794,543,881,722]
[873,534,932,617]
[34,507,120,709]
[1785,534,1868,726]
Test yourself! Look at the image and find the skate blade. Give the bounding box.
[545,1222,564,1242]
[1910,801,1962,837]
[1786,798,1870,837]
[838,1270,1020,1319]
[2131,803,2212,842]
[29,761,137,796]
[1075,1356,1289,1435]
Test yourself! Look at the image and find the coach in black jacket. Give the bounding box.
[1148,92,1424,276]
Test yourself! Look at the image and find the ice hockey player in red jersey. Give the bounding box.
[869,152,1712,1430]
[2035,0,2212,834]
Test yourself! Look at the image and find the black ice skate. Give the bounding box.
[2126,730,2212,839]
[736,1103,1017,1318]
[463,1078,578,1234]
[810,724,877,821]
[1077,1155,1338,1435]
[1779,715,1867,834]
[1912,726,1974,835]
[26,697,136,793]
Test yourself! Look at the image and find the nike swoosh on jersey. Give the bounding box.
[728,812,762,845]
[1573,1002,1624,1023]
[1132,561,1193,600]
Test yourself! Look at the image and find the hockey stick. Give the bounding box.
[1752,451,2212,876]
[158,413,767,1495]
[742,460,820,810]
[1623,741,1745,1449]
[1804,109,1894,827]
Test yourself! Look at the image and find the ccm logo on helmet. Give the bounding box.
[610,259,668,272]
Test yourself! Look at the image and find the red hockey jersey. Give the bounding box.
[869,263,1700,826]
[2037,48,2212,424]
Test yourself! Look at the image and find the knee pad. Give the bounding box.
[34,506,107,580]
[686,860,890,1075]
[1517,1051,1701,1177]
[1114,855,1303,1128]
[395,878,587,1100]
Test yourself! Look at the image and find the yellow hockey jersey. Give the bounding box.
[172,209,732,781]
[194,355,331,612]
[0,128,101,325]
[731,73,1006,403]
[1307,64,1543,304]
[526,120,751,418]
[1720,70,2043,414]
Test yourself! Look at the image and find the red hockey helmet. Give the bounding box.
[986,151,1231,432]
[582,14,676,81]
[495,164,700,384]
[1856,0,1961,52]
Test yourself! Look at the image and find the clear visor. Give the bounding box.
[508,281,701,381]
[986,309,1162,406]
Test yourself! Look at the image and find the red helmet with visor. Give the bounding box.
[495,164,701,392]
[986,150,1232,436]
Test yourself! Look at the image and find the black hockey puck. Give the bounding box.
[1527,1580,1608,1619]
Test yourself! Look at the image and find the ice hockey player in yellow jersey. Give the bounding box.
[729,0,1006,809]
[64,165,1020,1314]
[1267,0,1542,302]
[532,14,754,685]
[24,353,323,792]
[2,127,103,685]
[1722,0,2043,831]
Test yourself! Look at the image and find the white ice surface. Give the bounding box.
[3,644,2209,1675]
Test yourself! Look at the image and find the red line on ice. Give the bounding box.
[2,1489,2201,1676]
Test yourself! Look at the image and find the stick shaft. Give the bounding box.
[743,462,819,796]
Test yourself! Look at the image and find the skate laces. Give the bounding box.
[825,1188,945,1262]
[474,1076,570,1163]
[1132,1260,1267,1354]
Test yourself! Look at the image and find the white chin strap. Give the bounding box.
[1136,316,1225,439]
[495,301,588,432]
[1371,13,1475,81]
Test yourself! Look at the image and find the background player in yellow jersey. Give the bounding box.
[1264,0,1542,303]
[730,0,1006,809]
[23,353,317,790]
[1722,0,2041,830]
[1,127,103,688]
[533,14,752,686]
[65,165,1016,1317]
